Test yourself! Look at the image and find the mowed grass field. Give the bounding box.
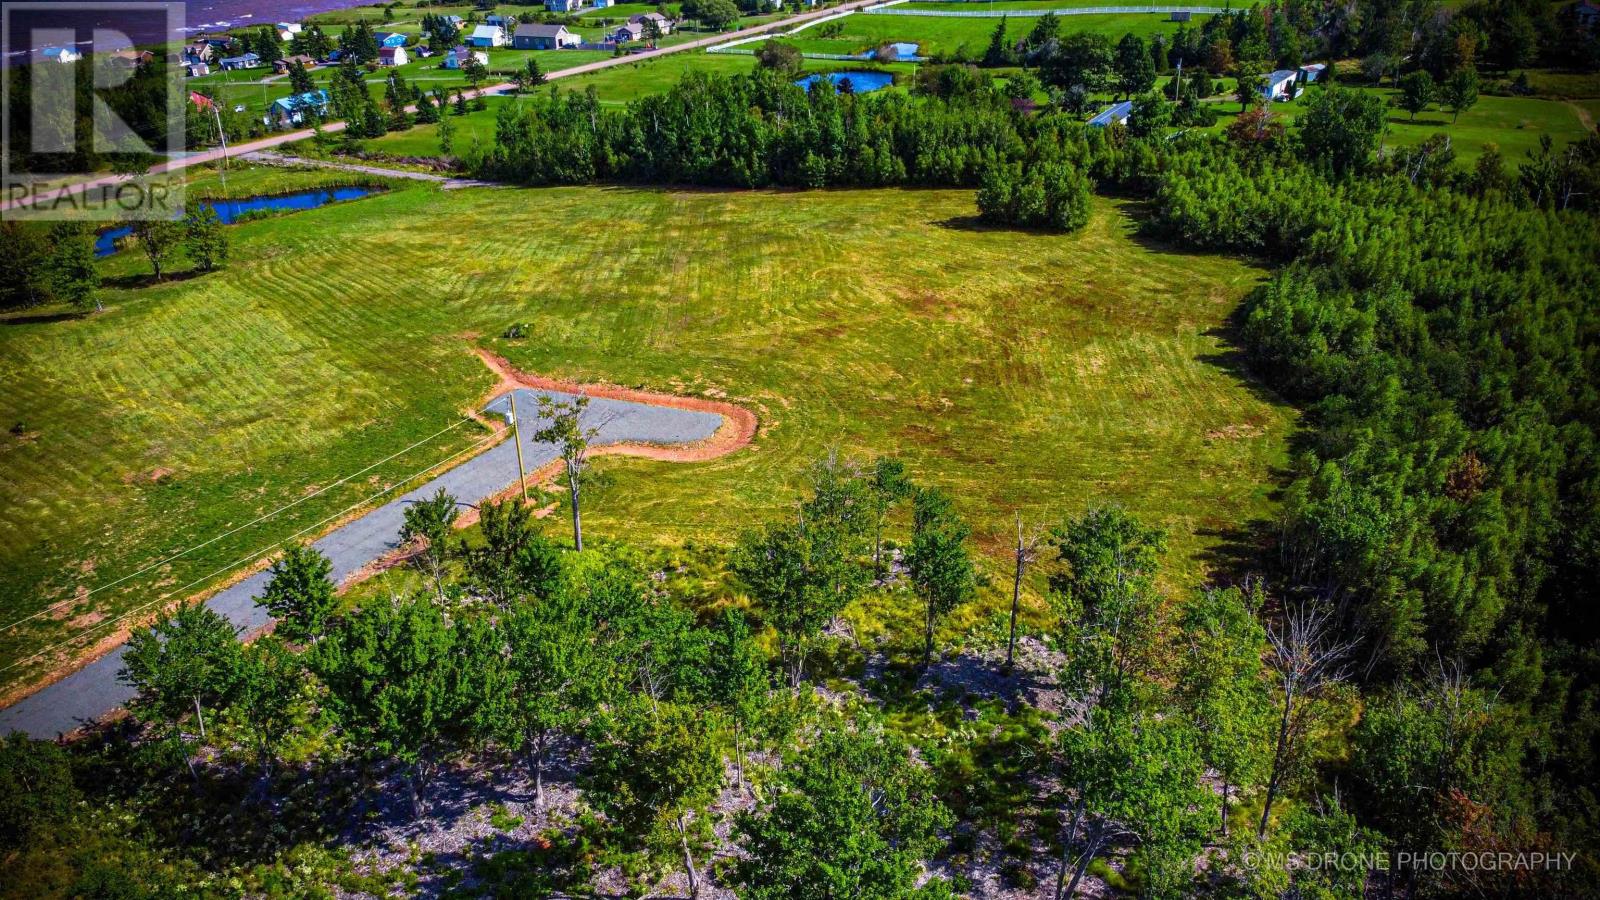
[0,173,1293,693]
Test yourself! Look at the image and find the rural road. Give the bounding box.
[0,0,885,214]
[0,389,723,739]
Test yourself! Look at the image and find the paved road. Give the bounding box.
[0,389,722,739]
[0,0,885,215]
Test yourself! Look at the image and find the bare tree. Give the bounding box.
[532,396,601,552]
[1258,601,1357,838]
[1005,512,1044,672]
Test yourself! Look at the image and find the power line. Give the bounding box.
[0,427,502,676]
[0,416,479,636]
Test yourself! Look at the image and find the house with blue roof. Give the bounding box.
[375,32,409,48]
[1263,69,1300,101]
[267,89,330,129]
[1088,100,1133,128]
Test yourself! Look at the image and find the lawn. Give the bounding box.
[839,8,1216,54]
[0,175,1293,694]
[1202,85,1592,163]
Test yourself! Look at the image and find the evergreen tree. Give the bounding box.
[256,543,337,644]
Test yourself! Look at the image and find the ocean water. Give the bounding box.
[5,0,375,64]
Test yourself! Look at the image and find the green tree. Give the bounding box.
[45,222,100,312]
[1177,586,1273,836]
[437,90,457,155]
[183,202,228,272]
[1114,33,1156,98]
[400,487,459,598]
[733,510,869,686]
[686,0,739,30]
[733,718,954,900]
[1234,61,1265,111]
[230,636,301,777]
[1048,506,1165,713]
[1055,710,1210,899]
[0,734,79,852]
[1039,32,1112,95]
[1297,86,1388,175]
[906,487,975,669]
[1398,69,1435,121]
[256,543,337,644]
[129,217,183,280]
[287,59,315,94]
[983,17,1013,68]
[524,56,546,90]
[707,608,770,794]
[1442,65,1479,122]
[120,603,241,779]
[462,498,561,605]
[316,595,467,818]
[532,396,600,552]
[583,703,725,898]
[866,456,914,575]
[755,39,803,77]
[471,589,596,812]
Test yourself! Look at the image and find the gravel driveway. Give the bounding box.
[0,388,722,738]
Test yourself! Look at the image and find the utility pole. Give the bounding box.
[508,391,529,503]
[210,96,229,196]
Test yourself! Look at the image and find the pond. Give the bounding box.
[794,70,896,95]
[94,186,379,257]
[857,42,922,62]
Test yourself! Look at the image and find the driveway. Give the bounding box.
[0,389,722,738]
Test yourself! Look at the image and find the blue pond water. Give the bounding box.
[795,70,896,94]
[94,186,378,257]
[857,42,921,62]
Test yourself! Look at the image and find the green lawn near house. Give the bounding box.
[0,177,1293,695]
[1203,86,1592,163]
[834,9,1216,55]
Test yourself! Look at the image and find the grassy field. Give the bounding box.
[0,174,1293,693]
[1201,84,1592,163]
[835,9,1215,54]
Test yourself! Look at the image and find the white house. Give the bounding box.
[38,46,82,63]
[611,22,645,42]
[1262,69,1299,101]
[276,22,302,41]
[442,45,489,69]
[467,24,506,47]
[377,45,408,66]
[545,0,586,11]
